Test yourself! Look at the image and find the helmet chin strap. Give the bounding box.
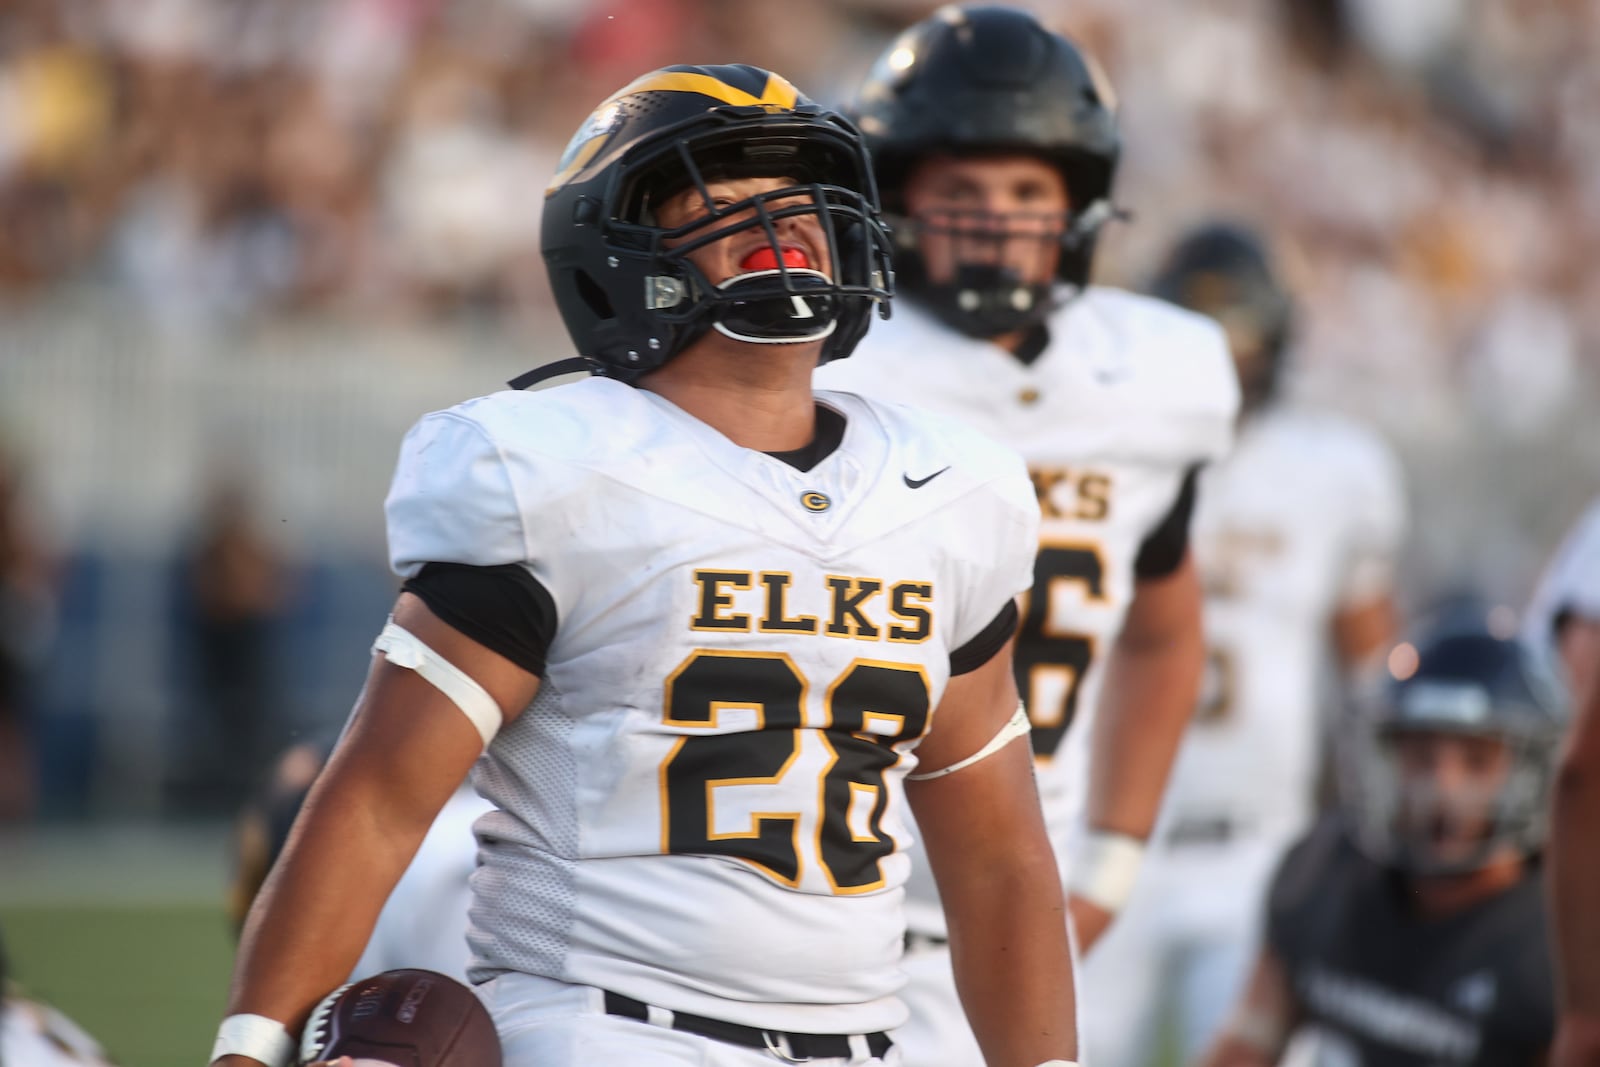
[711,268,840,345]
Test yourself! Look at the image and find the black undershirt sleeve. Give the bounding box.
[401,562,558,677]
[949,600,1019,675]
[1134,464,1202,579]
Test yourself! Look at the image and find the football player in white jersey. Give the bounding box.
[212,64,1079,1067]
[1082,222,1408,1067]
[0,926,122,1066]
[1523,497,1600,1067]
[815,9,1237,1064]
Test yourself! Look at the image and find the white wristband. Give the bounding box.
[1035,1061,1080,1066]
[210,1013,294,1067]
[1065,829,1146,913]
[1226,1004,1289,1054]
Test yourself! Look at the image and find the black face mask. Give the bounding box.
[887,208,1074,339]
[909,262,1056,339]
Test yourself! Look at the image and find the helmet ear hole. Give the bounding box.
[575,269,615,321]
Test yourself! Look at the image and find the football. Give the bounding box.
[298,969,501,1067]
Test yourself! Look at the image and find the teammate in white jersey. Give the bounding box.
[1081,223,1408,1066]
[230,740,492,983]
[1524,497,1600,1067]
[213,64,1078,1067]
[815,9,1235,1063]
[0,926,122,1066]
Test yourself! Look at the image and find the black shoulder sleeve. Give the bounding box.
[950,600,1019,675]
[1134,464,1202,579]
[402,562,558,677]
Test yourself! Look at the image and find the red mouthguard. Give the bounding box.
[739,246,811,272]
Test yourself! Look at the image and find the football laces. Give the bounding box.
[297,981,352,1064]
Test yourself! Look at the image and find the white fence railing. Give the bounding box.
[0,299,570,557]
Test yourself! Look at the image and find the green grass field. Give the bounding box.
[1,822,239,1066]
[4,903,235,1066]
[0,826,1182,1067]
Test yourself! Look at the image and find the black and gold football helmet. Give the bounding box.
[1149,222,1294,414]
[525,64,893,386]
[852,5,1120,338]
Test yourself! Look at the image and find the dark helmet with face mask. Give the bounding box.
[1338,621,1568,876]
[852,4,1120,339]
[1149,222,1294,414]
[519,64,894,388]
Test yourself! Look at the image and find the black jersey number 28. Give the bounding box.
[661,650,931,894]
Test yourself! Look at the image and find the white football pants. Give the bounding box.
[479,971,901,1067]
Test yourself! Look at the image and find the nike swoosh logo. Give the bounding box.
[903,467,951,489]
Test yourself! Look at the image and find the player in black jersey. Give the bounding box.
[1202,621,1565,1066]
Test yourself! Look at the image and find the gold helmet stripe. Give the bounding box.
[602,69,800,111]
[548,71,803,194]
[758,72,800,109]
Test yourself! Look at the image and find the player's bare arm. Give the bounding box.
[1332,594,1399,668]
[909,637,1077,1067]
[214,594,540,1066]
[1199,946,1297,1067]
[1075,548,1206,951]
[1551,618,1600,1067]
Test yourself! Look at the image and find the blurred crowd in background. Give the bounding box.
[0,0,902,330]
[2,0,1594,342]
[0,0,1597,823]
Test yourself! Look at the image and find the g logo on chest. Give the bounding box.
[800,490,831,512]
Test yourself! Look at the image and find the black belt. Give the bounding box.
[603,990,893,1060]
[903,930,949,953]
[1164,815,1236,847]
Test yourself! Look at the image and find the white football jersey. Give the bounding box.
[384,377,1038,1034]
[1523,495,1600,648]
[1160,407,1407,847]
[818,288,1238,856]
[0,996,119,1066]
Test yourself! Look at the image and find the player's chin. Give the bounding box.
[1417,820,1490,866]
